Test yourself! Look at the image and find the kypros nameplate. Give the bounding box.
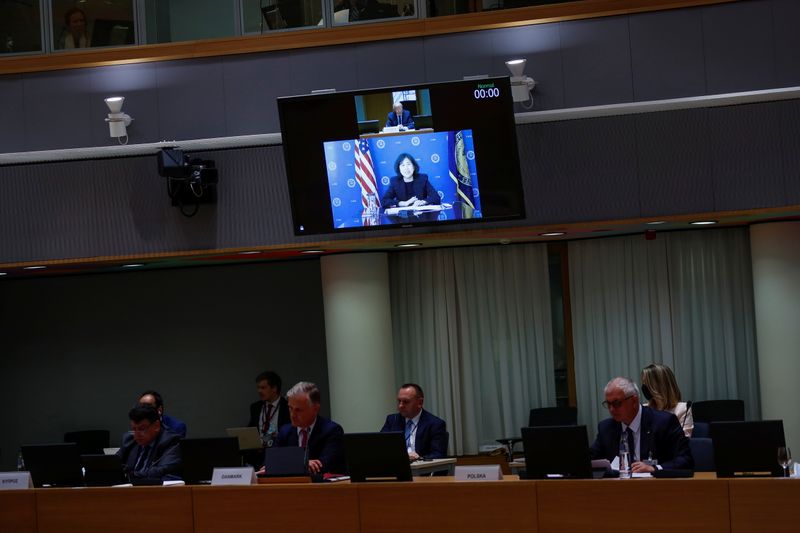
[0,472,33,490]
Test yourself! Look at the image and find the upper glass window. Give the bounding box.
[1,0,42,54]
[144,0,236,43]
[52,0,135,50]
[243,0,324,33]
[332,0,414,25]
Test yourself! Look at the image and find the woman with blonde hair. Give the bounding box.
[641,363,693,437]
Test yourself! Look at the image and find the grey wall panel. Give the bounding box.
[222,52,295,136]
[155,57,228,141]
[287,45,360,95]
[773,0,800,88]
[559,17,633,107]
[779,99,800,204]
[636,109,714,216]
[0,75,26,153]
[629,9,706,101]
[88,63,161,146]
[0,161,98,263]
[703,0,775,94]
[0,259,330,470]
[423,31,495,82]
[519,121,575,224]
[524,116,640,223]
[709,102,786,210]
[489,23,564,111]
[22,69,94,150]
[354,38,427,88]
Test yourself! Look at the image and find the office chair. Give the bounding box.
[528,406,578,427]
[688,437,715,472]
[63,430,110,455]
[692,400,745,423]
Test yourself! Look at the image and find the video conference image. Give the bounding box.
[278,77,523,235]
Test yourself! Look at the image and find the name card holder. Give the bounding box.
[454,465,503,481]
[211,467,257,485]
[0,471,33,490]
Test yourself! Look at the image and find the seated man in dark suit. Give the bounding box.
[381,383,448,460]
[138,390,187,438]
[590,377,693,472]
[275,381,346,477]
[117,404,182,481]
[385,102,414,130]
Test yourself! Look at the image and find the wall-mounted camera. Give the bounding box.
[157,148,218,216]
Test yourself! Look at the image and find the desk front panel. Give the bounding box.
[358,479,538,533]
[536,478,730,533]
[35,486,194,533]
[192,484,360,533]
[729,479,800,533]
[0,490,37,533]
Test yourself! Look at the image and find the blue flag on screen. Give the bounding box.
[448,130,475,218]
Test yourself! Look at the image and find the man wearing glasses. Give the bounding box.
[590,377,692,473]
[117,404,183,481]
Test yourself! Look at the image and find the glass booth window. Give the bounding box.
[143,0,236,43]
[242,0,324,33]
[52,0,135,50]
[1,0,42,54]
[332,0,414,25]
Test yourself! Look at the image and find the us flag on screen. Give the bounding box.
[354,138,380,209]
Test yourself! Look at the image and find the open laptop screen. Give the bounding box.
[344,432,412,482]
[180,437,241,484]
[21,443,83,487]
[521,425,593,479]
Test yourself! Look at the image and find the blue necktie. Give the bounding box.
[134,445,151,475]
[404,419,414,449]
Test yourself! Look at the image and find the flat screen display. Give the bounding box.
[278,77,525,235]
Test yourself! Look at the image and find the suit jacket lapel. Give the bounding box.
[640,407,653,460]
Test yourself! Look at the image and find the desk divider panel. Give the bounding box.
[729,478,800,533]
[0,490,37,533]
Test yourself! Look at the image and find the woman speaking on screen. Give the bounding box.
[381,153,441,209]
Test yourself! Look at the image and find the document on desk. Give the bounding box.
[385,205,445,216]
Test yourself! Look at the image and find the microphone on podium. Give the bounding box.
[681,400,693,430]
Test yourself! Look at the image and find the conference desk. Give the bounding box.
[2,475,798,533]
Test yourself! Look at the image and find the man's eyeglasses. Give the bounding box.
[602,395,634,409]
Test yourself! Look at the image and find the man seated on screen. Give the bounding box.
[589,377,693,473]
[275,381,346,477]
[117,404,182,481]
[385,102,415,130]
[138,390,187,438]
[381,383,448,461]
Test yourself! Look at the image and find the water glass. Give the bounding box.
[778,447,792,478]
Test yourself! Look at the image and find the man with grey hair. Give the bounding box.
[589,376,693,472]
[275,381,346,477]
[385,101,414,130]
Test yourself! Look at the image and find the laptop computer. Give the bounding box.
[226,427,263,450]
[21,443,83,487]
[180,437,241,484]
[521,425,594,479]
[262,446,308,477]
[344,432,412,482]
[711,420,785,477]
[81,454,127,486]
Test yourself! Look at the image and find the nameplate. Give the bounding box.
[455,465,503,481]
[211,467,256,486]
[0,472,33,490]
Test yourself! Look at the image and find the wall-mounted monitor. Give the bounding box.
[278,77,525,235]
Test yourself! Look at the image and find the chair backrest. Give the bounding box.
[689,437,715,472]
[692,422,710,439]
[529,406,578,427]
[64,430,111,455]
[692,400,745,423]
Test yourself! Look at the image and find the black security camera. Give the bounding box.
[157,148,218,216]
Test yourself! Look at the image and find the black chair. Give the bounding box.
[528,406,577,427]
[64,430,110,455]
[689,437,715,472]
[692,422,710,438]
[692,400,745,423]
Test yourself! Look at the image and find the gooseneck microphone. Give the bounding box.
[681,400,693,430]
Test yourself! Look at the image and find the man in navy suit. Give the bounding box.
[275,381,346,477]
[117,404,182,481]
[381,383,448,460]
[138,390,187,438]
[385,102,415,130]
[589,377,693,472]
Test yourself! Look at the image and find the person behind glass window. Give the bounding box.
[640,363,693,437]
[62,7,89,49]
[381,153,441,209]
